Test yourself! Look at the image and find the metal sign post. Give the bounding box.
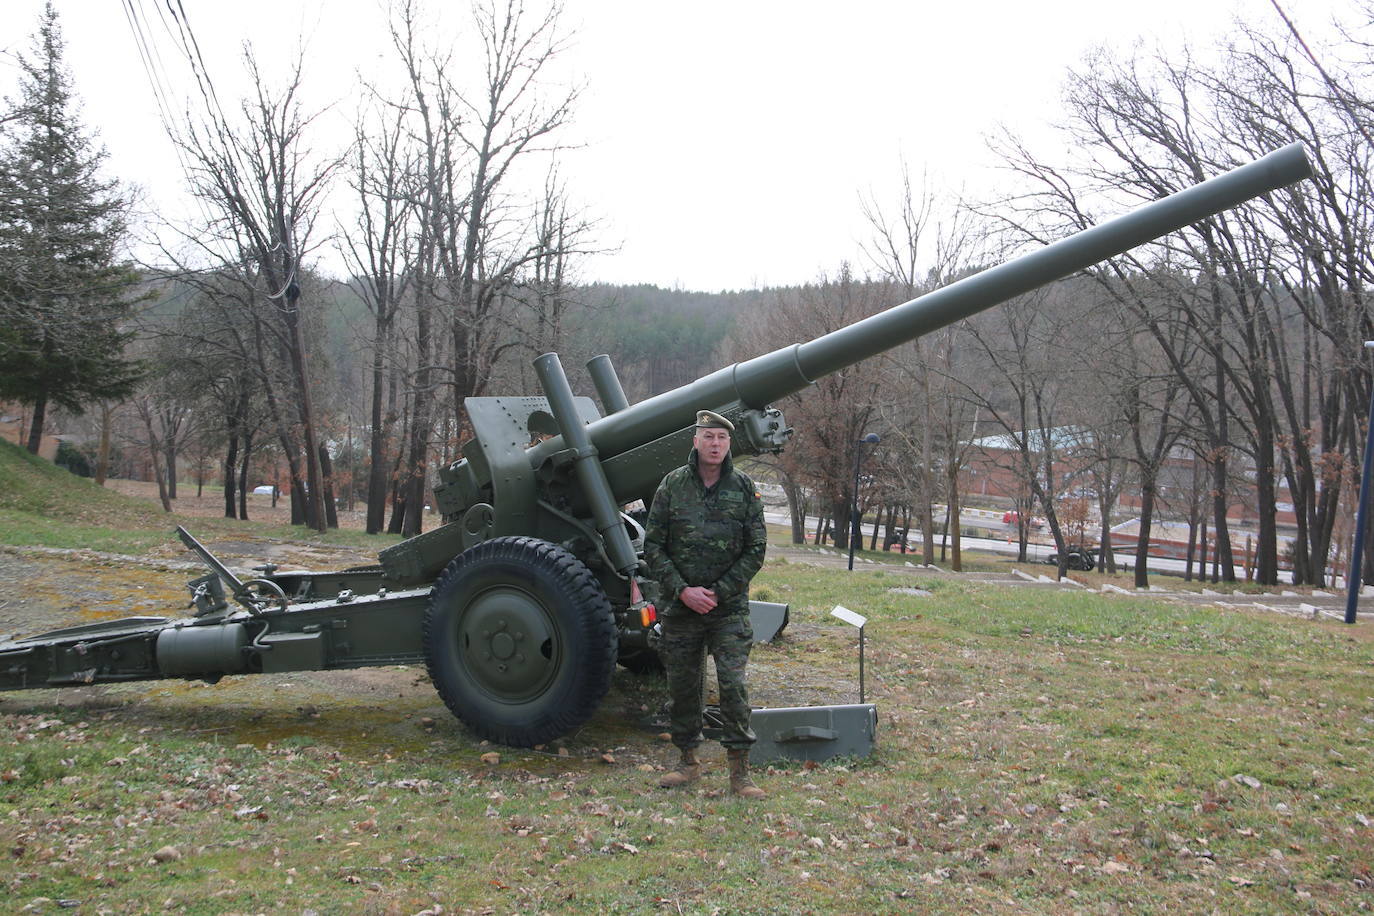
[831,605,869,703]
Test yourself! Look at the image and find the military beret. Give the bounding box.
[695,409,734,432]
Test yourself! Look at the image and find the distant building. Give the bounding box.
[959,425,1297,529]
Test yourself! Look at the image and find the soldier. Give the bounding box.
[643,409,768,799]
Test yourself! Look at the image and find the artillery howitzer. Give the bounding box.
[0,144,1313,747]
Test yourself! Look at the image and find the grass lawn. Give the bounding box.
[1,440,1371,913]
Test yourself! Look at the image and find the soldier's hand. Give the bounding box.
[680,586,717,614]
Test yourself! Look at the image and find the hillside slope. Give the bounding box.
[0,438,167,531]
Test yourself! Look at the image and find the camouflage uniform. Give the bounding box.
[644,447,767,752]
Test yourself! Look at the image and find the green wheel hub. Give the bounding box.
[460,585,558,701]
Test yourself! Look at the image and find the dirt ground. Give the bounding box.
[104,478,381,531]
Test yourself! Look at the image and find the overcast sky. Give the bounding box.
[2,0,1360,291]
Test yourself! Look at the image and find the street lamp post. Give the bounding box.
[848,433,881,571]
[1343,341,1374,624]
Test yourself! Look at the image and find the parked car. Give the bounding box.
[252,485,276,496]
[1045,547,1095,571]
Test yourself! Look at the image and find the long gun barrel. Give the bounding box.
[389,143,1313,586]
[578,142,1311,459]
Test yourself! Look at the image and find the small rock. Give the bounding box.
[1232,774,1262,789]
[152,845,181,863]
[419,717,436,729]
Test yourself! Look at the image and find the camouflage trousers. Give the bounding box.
[660,610,756,751]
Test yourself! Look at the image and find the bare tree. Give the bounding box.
[444,0,580,409]
[862,164,987,564]
[340,91,417,533]
[170,47,340,531]
[956,284,1082,577]
[1206,19,1374,585]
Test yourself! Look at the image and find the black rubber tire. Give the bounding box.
[423,536,617,747]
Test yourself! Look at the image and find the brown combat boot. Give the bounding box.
[658,749,702,788]
[727,749,767,799]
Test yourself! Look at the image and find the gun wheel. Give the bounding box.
[424,536,617,747]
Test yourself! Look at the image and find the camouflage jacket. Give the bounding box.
[643,449,767,617]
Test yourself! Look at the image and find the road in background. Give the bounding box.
[759,501,1305,585]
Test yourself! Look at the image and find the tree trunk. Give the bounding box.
[831,495,851,551]
[238,431,253,521]
[95,402,112,486]
[919,501,934,565]
[223,431,240,519]
[140,408,173,513]
[165,440,178,500]
[1134,466,1157,589]
[920,384,936,565]
[1184,495,1199,583]
[285,294,326,534]
[947,468,962,572]
[387,490,407,534]
[319,441,339,529]
[782,477,806,545]
[1251,422,1279,585]
[25,390,47,455]
[291,479,308,525]
[366,320,391,534]
[1211,457,1235,583]
[1198,519,1209,582]
[399,291,433,537]
[1098,514,1115,574]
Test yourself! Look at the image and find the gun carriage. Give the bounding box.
[0,144,1314,747]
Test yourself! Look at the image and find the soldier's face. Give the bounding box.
[694,428,731,469]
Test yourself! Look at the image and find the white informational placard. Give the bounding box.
[830,605,868,629]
